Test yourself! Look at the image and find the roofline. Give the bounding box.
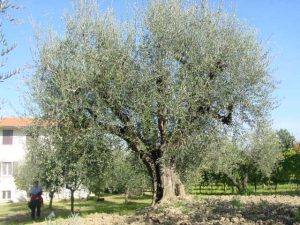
[0,117,33,128]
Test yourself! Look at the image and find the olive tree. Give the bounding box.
[204,125,281,193]
[49,123,102,212]
[31,0,275,204]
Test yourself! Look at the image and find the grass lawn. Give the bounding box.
[0,194,152,225]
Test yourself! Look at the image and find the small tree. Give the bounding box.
[51,126,89,213]
[40,122,110,212]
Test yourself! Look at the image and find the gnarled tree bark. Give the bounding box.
[142,151,186,205]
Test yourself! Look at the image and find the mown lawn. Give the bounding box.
[0,194,152,225]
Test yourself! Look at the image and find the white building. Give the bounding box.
[0,117,89,203]
[0,117,32,203]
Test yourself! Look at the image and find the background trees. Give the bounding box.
[30,0,275,204]
[185,125,281,193]
[277,129,295,150]
[105,148,151,203]
[271,129,300,185]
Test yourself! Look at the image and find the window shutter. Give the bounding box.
[3,130,13,145]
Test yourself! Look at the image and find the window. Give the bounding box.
[3,130,13,145]
[2,191,11,200]
[1,162,13,176]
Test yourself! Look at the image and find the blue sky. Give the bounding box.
[1,0,299,140]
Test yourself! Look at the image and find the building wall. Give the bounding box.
[0,127,28,203]
[0,126,89,203]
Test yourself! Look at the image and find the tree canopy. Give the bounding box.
[30,0,276,204]
[277,129,295,150]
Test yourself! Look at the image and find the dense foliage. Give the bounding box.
[271,129,300,185]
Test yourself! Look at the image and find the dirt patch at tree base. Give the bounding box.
[34,195,300,225]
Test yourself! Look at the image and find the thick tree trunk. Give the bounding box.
[158,166,186,204]
[144,157,186,205]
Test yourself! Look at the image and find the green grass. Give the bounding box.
[0,194,151,225]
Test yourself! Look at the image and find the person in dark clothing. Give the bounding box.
[28,180,43,219]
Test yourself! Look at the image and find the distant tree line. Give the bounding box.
[182,128,300,193]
